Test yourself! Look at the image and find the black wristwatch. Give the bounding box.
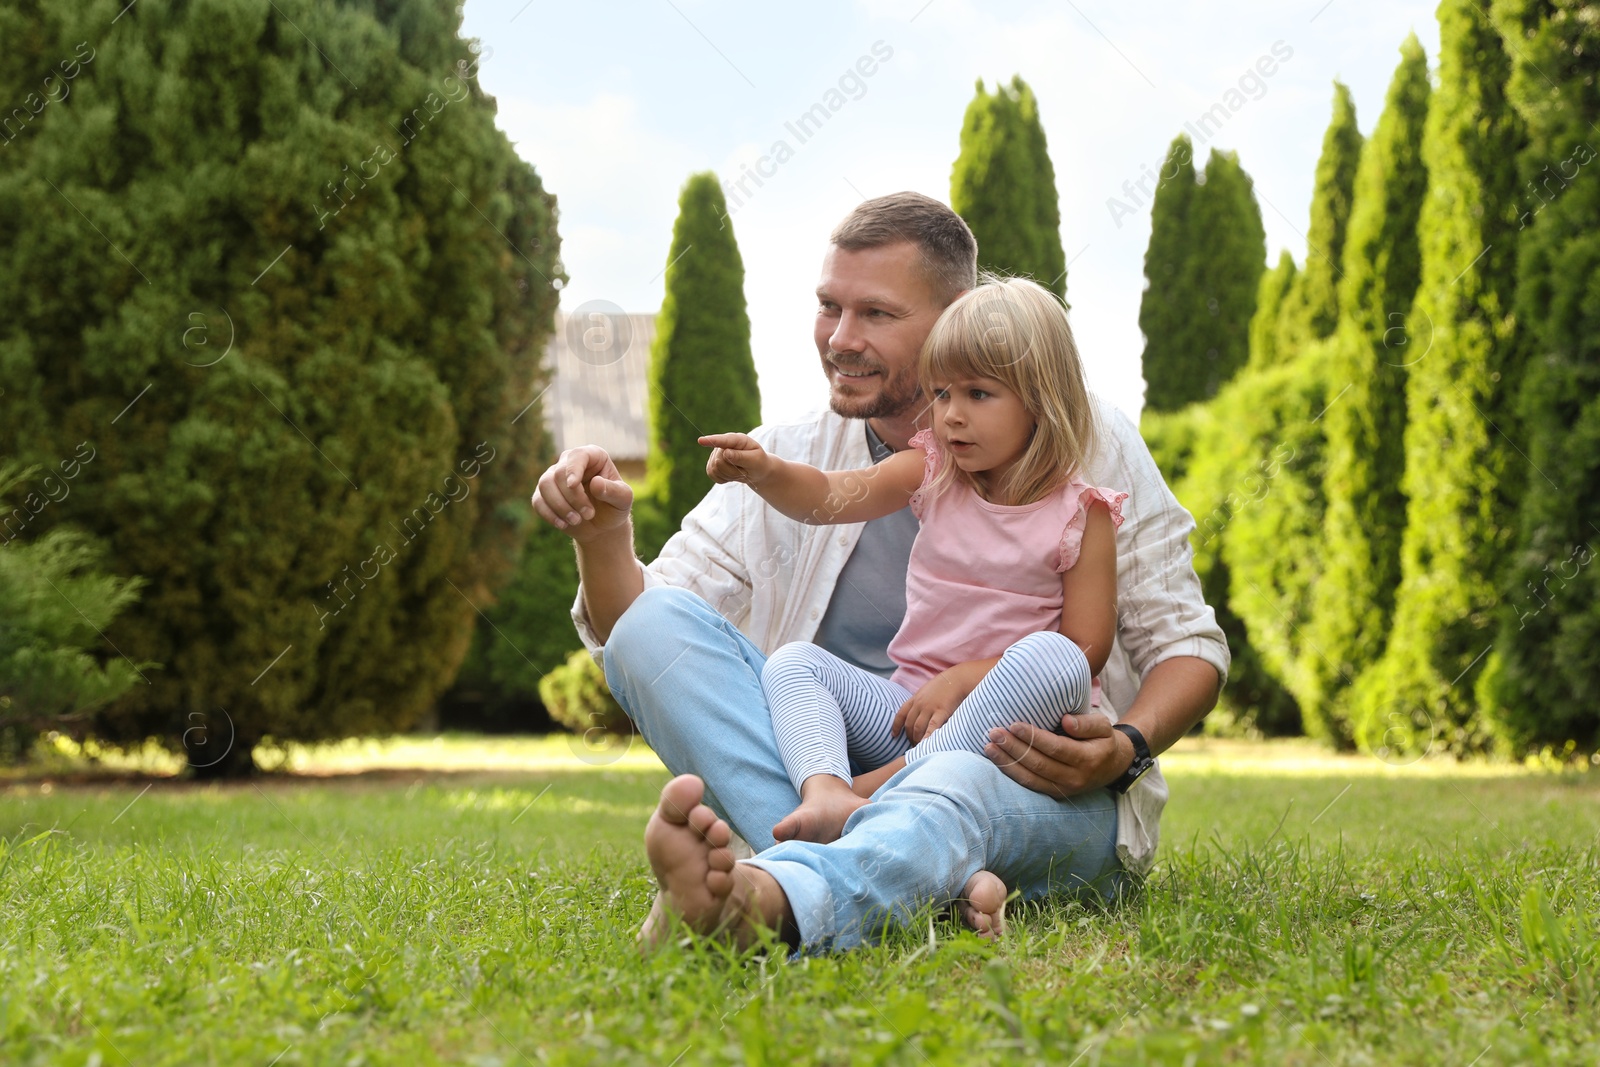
[1107,723,1155,795]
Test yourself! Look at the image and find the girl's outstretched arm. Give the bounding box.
[1059,503,1117,676]
[699,432,923,525]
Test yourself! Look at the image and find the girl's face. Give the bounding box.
[929,375,1036,494]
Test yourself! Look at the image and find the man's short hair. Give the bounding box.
[829,192,978,303]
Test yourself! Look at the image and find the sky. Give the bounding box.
[460,0,1442,424]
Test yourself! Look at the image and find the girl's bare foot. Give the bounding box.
[958,870,1008,940]
[639,775,736,949]
[772,775,870,844]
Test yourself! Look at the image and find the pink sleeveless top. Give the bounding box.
[885,429,1128,694]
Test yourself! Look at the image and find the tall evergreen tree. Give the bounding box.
[950,76,1068,300]
[1181,246,1331,733]
[1139,145,1293,733]
[0,0,562,773]
[645,173,760,545]
[1138,135,1199,416]
[1248,251,1299,370]
[1139,139,1266,413]
[1194,151,1267,393]
[1278,83,1366,354]
[1199,100,1355,724]
[1351,0,1522,756]
[1479,0,1600,755]
[1303,83,1366,336]
[1304,36,1431,743]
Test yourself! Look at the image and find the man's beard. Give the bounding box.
[825,354,923,421]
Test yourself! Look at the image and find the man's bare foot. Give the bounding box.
[772,775,870,844]
[639,775,735,949]
[639,775,801,953]
[958,870,1008,940]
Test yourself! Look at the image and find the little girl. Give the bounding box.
[701,276,1126,851]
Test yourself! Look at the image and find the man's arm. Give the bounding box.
[575,525,645,645]
[982,656,1220,798]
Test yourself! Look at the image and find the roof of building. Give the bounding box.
[544,309,654,462]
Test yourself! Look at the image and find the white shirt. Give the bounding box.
[573,397,1231,875]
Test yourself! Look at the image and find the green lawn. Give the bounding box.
[2,735,1597,1065]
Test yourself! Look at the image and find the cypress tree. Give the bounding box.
[1139,140,1265,413]
[1274,276,1311,360]
[1194,113,1350,723]
[1178,256,1332,733]
[1351,0,1522,756]
[645,173,760,544]
[1278,84,1366,354]
[0,0,562,773]
[1138,140,1282,730]
[1195,150,1267,393]
[1138,136,1199,413]
[1248,251,1299,370]
[1304,84,1366,336]
[1304,36,1431,743]
[950,76,1068,300]
[1479,0,1600,755]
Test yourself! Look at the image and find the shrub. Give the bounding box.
[439,516,578,732]
[537,650,631,739]
[1149,398,1302,736]
[0,465,148,761]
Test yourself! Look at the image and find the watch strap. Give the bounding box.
[1108,722,1155,795]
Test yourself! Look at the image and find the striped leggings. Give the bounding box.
[761,630,1093,795]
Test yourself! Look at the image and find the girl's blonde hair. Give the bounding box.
[918,275,1099,507]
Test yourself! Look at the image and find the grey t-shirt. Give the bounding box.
[812,423,920,679]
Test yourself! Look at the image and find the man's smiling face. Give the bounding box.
[813,241,948,422]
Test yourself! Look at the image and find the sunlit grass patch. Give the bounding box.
[2,730,665,784]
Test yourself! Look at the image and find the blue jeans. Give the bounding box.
[605,587,1124,950]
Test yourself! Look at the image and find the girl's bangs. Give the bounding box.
[919,295,1019,388]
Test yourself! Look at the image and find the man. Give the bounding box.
[533,192,1227,950]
